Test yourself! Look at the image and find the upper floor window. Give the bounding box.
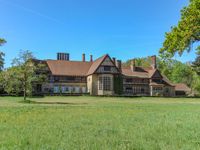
[104,66,111,71]
[152,79,162,83]
[126,79,132,83]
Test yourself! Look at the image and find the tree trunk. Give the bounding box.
[24,72,27,101]
[24,86,26,101]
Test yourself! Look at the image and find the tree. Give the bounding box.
[0,38,6,71]
[11,50,47,101]
[160,0,200,58]
[170,62,194,87]
[122,57,152,68]
[3,66,23,95]
[192,49,200,75]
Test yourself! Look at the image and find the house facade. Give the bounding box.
[36,53,176,96]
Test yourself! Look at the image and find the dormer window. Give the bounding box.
[104,66,111,71]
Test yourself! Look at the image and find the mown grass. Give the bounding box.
[0,96,200,149]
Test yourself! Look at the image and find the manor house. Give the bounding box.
[34,53,179,97]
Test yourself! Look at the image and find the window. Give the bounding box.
[104,77,111,91]
[66,87,69,92]
[99,77,103,90]
[99,76,111,91]
[153,87,163,92]
[126,87,133,93]
[54,86,59,93]
[152,79,162,83]
[104,66,111,71]
[54,76,59,82]
[67,77,76,81]
[126,79,132,83]
[141,88,145,93]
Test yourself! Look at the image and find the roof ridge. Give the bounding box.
[46,60,93,63]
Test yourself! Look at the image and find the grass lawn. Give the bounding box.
[0,96,200,149]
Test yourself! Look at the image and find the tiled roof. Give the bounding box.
[174,83,191,92]
[46,60,93,76]
[162,75,174,86]
[87,54,107,75]
[147,69,157,78]
[122,66,149,78]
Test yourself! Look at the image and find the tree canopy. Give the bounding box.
[0,38,6,71]
[3,50,48,100]
[160,0,200,58]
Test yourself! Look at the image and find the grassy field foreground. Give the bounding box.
[0,96,200,149]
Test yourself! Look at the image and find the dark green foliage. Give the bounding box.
[0,38,6,71]
[3,50,48,100]
[192,54,200,75]
[114,75,123,95]
[3,66,24,95]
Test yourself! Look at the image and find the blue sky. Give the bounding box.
[0,0,196,68]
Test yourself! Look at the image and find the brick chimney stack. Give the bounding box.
[90,55,93,62]
[151,55,157,69]
[57,53,69,61]
[116,60,122,72]
[131,59,136,72]
[82,53,85,62]
[66,53,69,61]
[112,57,116,65]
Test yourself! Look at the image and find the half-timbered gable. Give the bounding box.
[95,56,120,74]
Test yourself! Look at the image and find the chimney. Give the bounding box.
[61,53,64,60]
[90,55,93,62]
[57,53,60,60]
[131,59,136,72]
[151,55,157,69]
[116,60,122,72]
[82,53,85,62]
[66,53,69,61]
[57,53,69,61]
[112,57,116,65]
[64,53,67,60]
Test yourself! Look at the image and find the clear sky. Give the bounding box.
[0,0,196,68]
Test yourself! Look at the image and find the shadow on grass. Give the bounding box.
[19,100,88,105]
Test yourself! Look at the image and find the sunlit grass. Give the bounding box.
[0,96,200,149]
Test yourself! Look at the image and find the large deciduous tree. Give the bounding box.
[192,49,200,75]
[160,0,200,58]
[0,38,6,71]
[11,50,47,101]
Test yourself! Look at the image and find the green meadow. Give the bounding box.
[1,96,200,150]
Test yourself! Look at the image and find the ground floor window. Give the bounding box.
[125,87,133,93]
[53,86,86,93]
[153,87,163,93]
[54,86,59,93]
[99,76,112,91]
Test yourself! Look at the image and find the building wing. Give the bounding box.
[46,60,93,76]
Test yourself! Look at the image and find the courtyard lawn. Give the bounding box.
[0,96,200,149]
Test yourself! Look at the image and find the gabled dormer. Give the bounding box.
[87,54,120,75]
